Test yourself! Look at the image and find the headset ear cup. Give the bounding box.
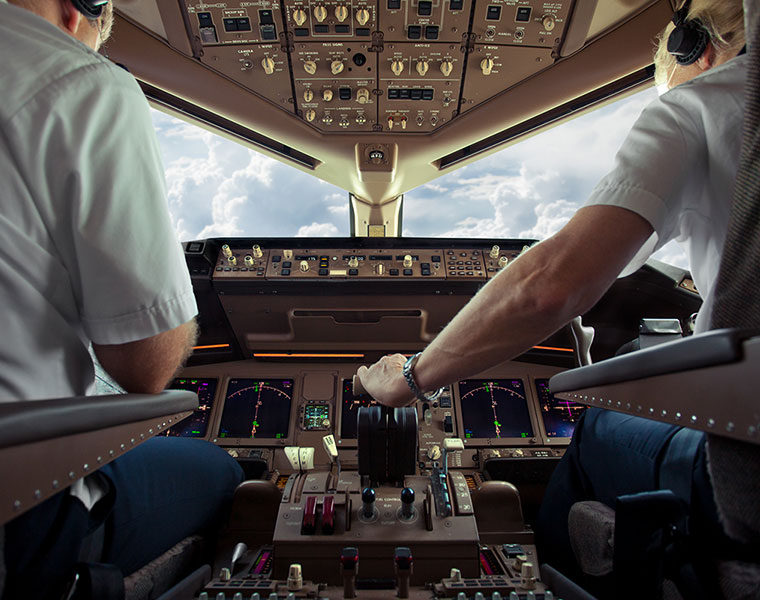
[70,0,105,20]
[667,24,709,65]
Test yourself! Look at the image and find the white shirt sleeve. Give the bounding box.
[29,63,197,344]
[583,91,701,275]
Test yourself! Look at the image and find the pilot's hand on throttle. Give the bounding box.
[356,354,415,407]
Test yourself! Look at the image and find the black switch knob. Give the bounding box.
[400,487,415,520]
[362,487,375,518]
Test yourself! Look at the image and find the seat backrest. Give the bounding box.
[707,0,760,546]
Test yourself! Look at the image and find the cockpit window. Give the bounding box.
[152,86,687,269]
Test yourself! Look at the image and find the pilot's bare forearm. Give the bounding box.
[93,319,199,394]
[359,205,653,406]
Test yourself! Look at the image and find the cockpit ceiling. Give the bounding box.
[107,0,672,204]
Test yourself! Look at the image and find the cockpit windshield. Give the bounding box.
[152,86,687,268]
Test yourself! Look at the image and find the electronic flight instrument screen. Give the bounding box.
[163,378,218,437]
[535,378,587,439]
[459,379,534,439]
[218,379,293,439]
[340,378,378,439]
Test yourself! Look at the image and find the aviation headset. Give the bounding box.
[70,0,108,20]
[667,0,710,65]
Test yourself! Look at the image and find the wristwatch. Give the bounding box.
[402,352,444,402]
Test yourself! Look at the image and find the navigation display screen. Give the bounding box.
[535,378,586,438]
[218,379,293,439]
[163,378,218,437]
[459,379,534,439]
[339,378,377,439]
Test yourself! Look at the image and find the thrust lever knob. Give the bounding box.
[362,487,375,518]
[400,487,415,519]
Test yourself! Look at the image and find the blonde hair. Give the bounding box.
[654,0,745,86]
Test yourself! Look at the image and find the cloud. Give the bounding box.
[296,222,340,237]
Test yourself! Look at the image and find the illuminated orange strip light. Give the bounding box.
[193,344,231,350]
[533,345,574,353]
[253,353,366,358]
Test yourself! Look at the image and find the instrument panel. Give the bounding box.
[212,244,524,280]
[169,360,585,472]
[180,0,577,133]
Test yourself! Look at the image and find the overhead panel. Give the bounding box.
[177,0,576,132]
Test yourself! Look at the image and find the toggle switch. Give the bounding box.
[304,88,314,102]
[400,487,415,520]
[362,487,375,518]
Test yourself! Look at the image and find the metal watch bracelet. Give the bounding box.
[402,352,444,402]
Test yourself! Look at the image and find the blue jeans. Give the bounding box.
[535,408,722,580]
[4,437,243,599]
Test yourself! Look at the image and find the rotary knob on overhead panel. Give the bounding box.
[221,244,232,258]
[292,8,307,26]
[348,256,359,268]
[331,60,345,75]
[252,244,263,258]
[334,5,348,21]
[416,60,429,76]
[284,250,293,259]
[390,59,404,76]
[304,109,316,122]
[440,60,453,77]
[542,14,556,31]
[303,60,317,75]
[490,244,500,258]
[355,7,370,25]
[300,260,310,272]
[355,88,370,104]
[376,263,385,275]
[403,254,413,268]
[480,57,494,75]
[244,255,254,267]
[322,88,333,102]
[303,88,314,102]
[227,255,237,266]
[313,5,328,22]
[261,56,275,75]
[321,113,333,124]
[498,256,509,268]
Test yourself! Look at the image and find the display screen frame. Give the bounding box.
[455,377,542,447]
[533,377,587,443]
[215,376,297,446]
[163,377,220,439]
[336,377,380,447]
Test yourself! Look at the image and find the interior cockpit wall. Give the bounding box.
[107,0,674,221]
